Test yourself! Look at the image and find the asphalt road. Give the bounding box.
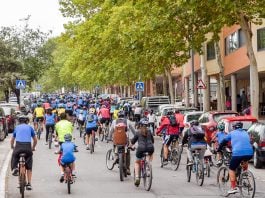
[5,126,265,198]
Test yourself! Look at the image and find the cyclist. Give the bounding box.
[57,104,66,121]
[55,113,73,152]
[109,110,136,175]
[44,107,56,145]
[85,108,98,150]
[59,134,76,183]
[175,110,184,134]
[212,121,227,166]
[182,120,206,166]
[33,103,45,132]
[217,122,253,195]
[98,105,111,129]
[147,110,156,135]
[130,118,154,186]
[10,115,37,190]
[156,110,180,165]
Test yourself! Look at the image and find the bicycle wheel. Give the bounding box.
[160,146,164,168]
[83,133,86,145]
[119,153,124,181]
[90,134,94,154]
[239,170,256,198]
[186,159,192,182]
[143,161,152,191]
[106,149,115,170]
[19,173,26,198]
[48,130,52,149]
[206,162,210,178]
[217,166,230,197]
[67,178,71,194]
[170,148,180,171]
[101,127,105,142]
[196,160,204,186]
[79,127,82,138]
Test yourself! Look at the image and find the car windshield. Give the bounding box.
[213,113,237,123]
[162,108,177,116]
[228,121,254,131]
[186,114,202,122]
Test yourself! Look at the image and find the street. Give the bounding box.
[4,127,265,198]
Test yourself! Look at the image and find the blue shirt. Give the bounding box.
[45,114,55,125]
[86,114,98,129]
[60,142,76,164]
[13,124,35,143]
[216,131,227,144]
[223,129,253,156]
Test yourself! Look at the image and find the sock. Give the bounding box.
[231,181,236,189]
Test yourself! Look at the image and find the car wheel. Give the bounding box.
[253,150,263,169]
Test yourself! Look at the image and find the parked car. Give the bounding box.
[183,111,204,126]
[0,103,18,133]
[248,122,265,168]
[0,107,7,141]
[198,111,238,144]
[141,96,170,112]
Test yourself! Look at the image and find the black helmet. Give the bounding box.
[166,110,174,115]
[233,122,243,129]
[18,115,29,123]
[139,118,149,126]
[118,110,125,117]
[64,134,72,141]
[190,120,199,127]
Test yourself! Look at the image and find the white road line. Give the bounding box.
[0,150,12,198]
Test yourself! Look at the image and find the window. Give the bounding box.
[206,42,216,60]
[239,29,246,47]
[225,31,239,55]
[257,28,265,51]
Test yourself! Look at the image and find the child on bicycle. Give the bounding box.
[129,118,154,186]
[59,134,76,183]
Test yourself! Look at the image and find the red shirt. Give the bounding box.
[156,116,179,135]
[175,113,184,128]
[99,108,110,119]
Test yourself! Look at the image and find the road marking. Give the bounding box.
[0,149,12,198]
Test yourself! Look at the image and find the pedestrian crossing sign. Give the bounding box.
[196,79,206,89]
[135,82,144,92]
[16,80,26,89]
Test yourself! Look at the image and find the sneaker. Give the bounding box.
[60,174,64,183]
[126,169,131,175]
[216,160,222,167]
[26,183,32,190]
[86,146,90,150]
[187,160,194,166]
[163,159,168,166]
[45,142,48,145]
[134,177,140,186]
[227,187,239,194]
[12,168,19,176]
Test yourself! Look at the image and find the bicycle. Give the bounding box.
[101,123,110,142]
[217,160,256,197]
[186,148,204,186]
[160,136,182,171]
[18,153,26,198]
[79,125,85,138]
[63,163,75,194]
[133,152,153,191]
[89,130,96,154]
[36,120,42,140]
[204,155,211,178]
[47,126,53,149]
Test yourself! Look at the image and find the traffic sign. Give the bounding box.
[16,80,26,89]
[135,82,144,92]
[196,79,206,89]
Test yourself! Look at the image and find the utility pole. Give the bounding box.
[191,49,195,107]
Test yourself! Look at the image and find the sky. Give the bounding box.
[0,0,68,36]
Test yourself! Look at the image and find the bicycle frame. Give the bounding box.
[18,154,26,198]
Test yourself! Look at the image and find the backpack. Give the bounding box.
[87,114,94,122]
[113,119,127,145]
[190,126,205,140]
[168,115,178,127]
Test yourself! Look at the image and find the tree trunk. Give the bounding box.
[165,68,174,104]
[162,72,167,95]
[152,78,157,96]
[14,89,20,105]
[200,46,210,112]
[239,13,259,118]
[4,89,9,102]
[215,42,226,111]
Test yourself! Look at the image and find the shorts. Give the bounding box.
[60,159,75,166]
[35,117,44,123]
[100,118,110,125]
[86,127,98,134]
[229,155,253,171]
[11,142,33,170]
[77,119,85,126]
[164,135,179,146]
[136,148,154,160]
[65,109,73,116]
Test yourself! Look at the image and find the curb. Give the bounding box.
[0,149,12,198]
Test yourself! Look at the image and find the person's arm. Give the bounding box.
[130,133,138,145]
[128,121,136,136]
[217,133,231,152]
[31,127,37,150]
[108,120,116,140]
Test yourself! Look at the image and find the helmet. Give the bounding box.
[64,134,72,142]
[18,115,29,123]
[233,122,243,129]
[166,110,174,115]
[139,118,149,126]
[190,120,199,127]
[217,122,225,131]
[37,103,41,107]
[79,110,83,114]
[118,110,125,117]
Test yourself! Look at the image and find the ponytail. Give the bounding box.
[140,126,148,137]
